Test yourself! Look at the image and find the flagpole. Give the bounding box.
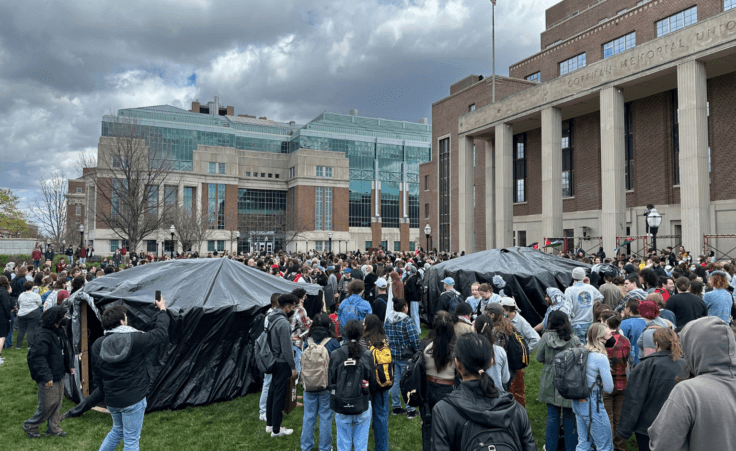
[492,0,496,103]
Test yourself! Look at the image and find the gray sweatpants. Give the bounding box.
[23,381,64,434]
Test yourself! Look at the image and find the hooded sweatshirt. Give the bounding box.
[431,380,536,451]
[637,317,673,358]
[649,317,736,451]
[384,310,420,359]
[266,309,296,371]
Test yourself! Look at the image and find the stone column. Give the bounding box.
[458,135,475,253]
[495,123,513,248]
[484,139,495,250]
[542,107,563,247]
[678,59,710,254]
[600,87,626,256]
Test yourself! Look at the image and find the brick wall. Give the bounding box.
[95,177,112,229]
[419,162,436,249]
[513,128,543,217]
[546,0,598,29]
[333,187,350,231]
[564,111,602,213]
[709,71,736,201]
[224,185,238,230]
[291,185,315,232]
[512,0,724,82]
[68,180,84,194]
[473,139,488,251]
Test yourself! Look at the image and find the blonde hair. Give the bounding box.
[471,282,480,288]
[586,323,608,355]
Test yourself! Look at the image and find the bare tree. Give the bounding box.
[29,172,67,247]
[91,115,177,252]
[75,149,97,178]
[238,211,309,252]
[170,206,215,254]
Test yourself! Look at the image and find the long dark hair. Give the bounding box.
[455,333,498,398]
[474,314,496,348]
[363,314,386,347]
[429,311,456,372]
[546,310,573,341]
[343,320,364,360]
[307,313,338,340]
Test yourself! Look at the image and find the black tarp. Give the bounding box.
[69,258,321,412]
[424,247,589,326]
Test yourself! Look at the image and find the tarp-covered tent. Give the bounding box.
[68,258,321,412]
[424,247,589,326]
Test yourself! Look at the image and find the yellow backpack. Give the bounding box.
[370,340,394,391]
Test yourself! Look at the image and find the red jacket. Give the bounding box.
[654,287,670,302]
[32,250,42,261]
[79,248,86,258]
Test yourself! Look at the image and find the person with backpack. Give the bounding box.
[485,303,524,393]
[474,314,510,393]
[300,313,340,451]
[431,332,536,451]
[435,278,462,318]
[565,267,604,344]
[259,294,283,422]
[616,328,685,451]
[535,287,573,333]
[570,323,614,451]
[499,297,538,407]
[265,293,299,438]
[329,319,374,451]
[338,280,372,337]
[600,311,630,451]
[619,299,647,367]
[385,298,420,419]
[403,265,422,331]
[536,310,581,451]
[636,298,674,358]
[420,311,457,451]
[372,278,389,323]
[361,314,392,451]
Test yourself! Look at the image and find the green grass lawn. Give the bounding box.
[0,328,637,450]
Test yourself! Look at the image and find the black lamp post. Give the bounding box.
[424,224,431,253]
[328,232,332,253]
[79,224,84,248]
[169,225,176,259]
[234,230,240,256]
[646,208,662,254]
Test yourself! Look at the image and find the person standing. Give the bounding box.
[22,306,73,438]
[361,314,390,451]
[599,273,622,310]
[703,270,733,323]
[265,293,298,438]
[474,314,510,392]
[78,246,87,267]
[403,265,422,331]
[476,283,501,316]
[338,280,372,336]
[32,247,42,271]
[65,245,74,266]
[385,298,420,419]
[258,294,281,422]
[94,298,170,450]
[620,299,647,367]
[16,281,43,349]
[372,278,389,323]
[0,276,12,363]
[601,313,630,451]
[665,277,708,332]
[565,267,603,344]
[500,297,539,407]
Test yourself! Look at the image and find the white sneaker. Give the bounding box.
[265,426,273,433]
[259,413,267,422]
[271,428,293,437]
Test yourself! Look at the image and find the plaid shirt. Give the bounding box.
[384,313,421,360]
[291,306,312,349]
[606,332,631,391]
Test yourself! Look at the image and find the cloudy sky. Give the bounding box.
[0,0,558,217]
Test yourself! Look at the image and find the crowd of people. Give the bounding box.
[1,241,736,451]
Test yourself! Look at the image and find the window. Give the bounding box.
[409,183,419,228]
[394,241,401,251]
[425,203,430,219]
[209,162,216,174]
[469,104,476,112]
[349,180,372,227]
[289,167,295,178]
[326,167,332,177]
[325,187,332,231]
[260,173,265,177]
[111,179,122,216]
[268,173,272,178]
[381,182,400,228]
[110,240,119,252]
[562,120,575,197]
[183,187,194,214]
[564,229,575,252]
[75,205,81,215]
[657,7,697,37]
[365,241,372,250]
[438,137,450,251]
[559,53,586,76]
[218,163,226,174]
[316,166,333,177]
[513,134,527,203]
[625,103,634,190]
[518,231,527,247]
[315,187,323,230]
[208,183,225,229]
[112,155,129,169]
[604,32,636,59]
[253,172,258,177]
[315,241,323,252]
[727,0,736,11]
[316,166,323,177]
[525,72,541,83]
[237,189,286,214]
[147,240,157,253]
[410,242,416,252]
[246,172,250,177]
[164,185,177,208]
[208,241,215,252]
[217,241,224,251]
[672,90,680,185]
[275,174,280,179]
[76,187,82,193]
[147,185,159,216]
[473,144,476,167]
[424,175,429,190]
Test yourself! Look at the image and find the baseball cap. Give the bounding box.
[500,296,521,312]
[572,267,586,280]
[485,303,504,315]
[344,268,352,274]
[442,277,455,285]
[375,277,388,289]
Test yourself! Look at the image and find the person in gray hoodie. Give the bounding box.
[265,293,298,438]
[648,316,736,451]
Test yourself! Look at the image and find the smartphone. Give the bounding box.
[155,290,161,301]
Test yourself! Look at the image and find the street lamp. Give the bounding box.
[646,208,662,254]
[79,224,84,248]
[169,225,176,260]
[424,224,431,253]
[328,232,333,252]
[234,230,240,255]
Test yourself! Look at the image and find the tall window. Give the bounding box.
[559,53,586,76]
[164,185,177,209]
[513,134,526,203]
[111,179,122,216]
[75,205,81,215]
[425,203,429,219]
[409,183,419,228]
[147,185,159,216]
[381,182,400,228]
[208,184,225,229]
[208,162,216,174]
[110,240,119,253]
[424,175,429,190]
[604,32,636,58]
[218,163,226,174]
[183,187,193,214]
[316,166,323,177]
[525,72,541,83]
[315,187,323,230]
[562,120,575,197]
[727,0,736,11]
[518,231,527,247]
[325,187,332,231]
[438,137,450,251]
[657,7,697,37]
[349,180,372,227]
[672,91,680,185]
[473,144,476,167]
[625,103,634,190]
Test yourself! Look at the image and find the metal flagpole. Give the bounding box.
[491,0,496,103]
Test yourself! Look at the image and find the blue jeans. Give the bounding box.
[33,260,40,270]
[294,345,303,375]
[546,404,577,451]
[390,360,415,412]
[372,391,389,451]
[410,301,420,332]
[300,390,333,451]
[335,402,371,451]
[99,398,147,451]
[572,389,612,451]
[573,323,591,345]
[259,373,272,416]
[5,312,15,347]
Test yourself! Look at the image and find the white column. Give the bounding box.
[484,139,496,250]
[495,123,513,247]
[542,107,563,245]
[458,135,475,253]
[677,59,710,253]
[600,87,626,256]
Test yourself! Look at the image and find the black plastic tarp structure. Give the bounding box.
[68,258,321,412]
[424,247,589,326]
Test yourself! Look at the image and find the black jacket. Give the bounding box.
[372,294,388,323]
[28,325,72,383]
[91,311,170,408]
[616,350,686,438]
[665,292,708,332]
[10,275,25,301]
[363,273,377,302]
[0,287,11,324]
[404,274,421,304]
[432,380,536,451]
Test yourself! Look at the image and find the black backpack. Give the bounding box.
[330,356,369,415]
[552,347,593,400]
[460,420,522,451]
[506,331,530,371]
[400,347,427,407]
[254,316,284,374]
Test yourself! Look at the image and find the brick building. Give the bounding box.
[68,99,430,256]
[423,0,736,257]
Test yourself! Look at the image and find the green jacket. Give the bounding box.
[536,330,581,408]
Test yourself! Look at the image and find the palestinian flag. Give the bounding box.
[614,237,636,255]
[529,242,539,250]
[544,239,563,248]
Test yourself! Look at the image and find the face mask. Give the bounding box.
[605,336,616,347]
[503,313,508,318]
